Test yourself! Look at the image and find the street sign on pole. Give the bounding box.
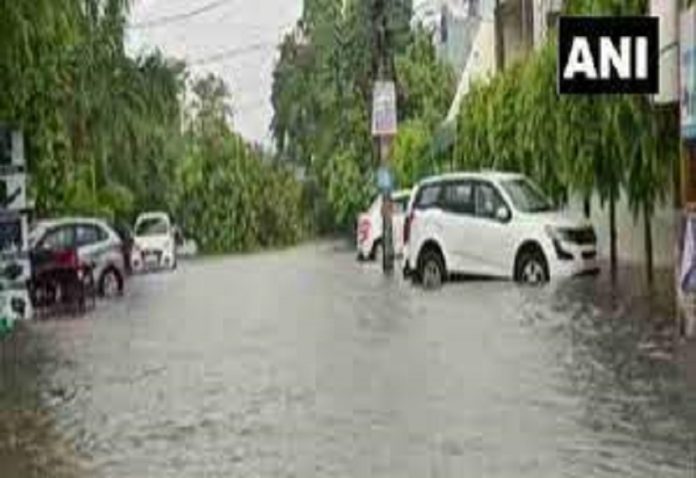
[372,81,397,137]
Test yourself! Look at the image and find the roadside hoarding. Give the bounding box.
[681,6,696,138]
[678,211,696,337]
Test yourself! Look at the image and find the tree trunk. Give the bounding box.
[609,193,618,275]
[644,205,654,286]
[583,195,591,219]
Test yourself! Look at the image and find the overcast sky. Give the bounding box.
[126,0,303,145]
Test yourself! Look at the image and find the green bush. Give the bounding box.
[172,134,306,254]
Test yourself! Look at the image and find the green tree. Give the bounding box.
[173,75,306,253]
[272,1,452,231]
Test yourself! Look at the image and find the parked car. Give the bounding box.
[131,212,177,271]
[28,218,126,297]
[402,172,599,288]
[356,189,412,261]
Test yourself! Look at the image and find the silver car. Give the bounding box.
[29,218,127,297]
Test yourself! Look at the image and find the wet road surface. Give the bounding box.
[7,242,696,476]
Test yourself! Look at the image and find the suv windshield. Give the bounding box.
[135,217,169,236]
[501,178,554,213]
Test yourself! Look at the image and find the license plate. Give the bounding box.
[144,253,158,264]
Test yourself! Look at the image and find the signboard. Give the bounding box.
[0,126,25,169]
[557,16,659,95]
[0,127,10,166]
[680,213,696,291]
[651,0,679,104]
[682,6,696,138]
[0,174,27,211]
[371,81,397,137]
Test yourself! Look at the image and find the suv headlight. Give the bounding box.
[545,226,572,242]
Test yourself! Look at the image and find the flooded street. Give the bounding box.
[3,242,696,477]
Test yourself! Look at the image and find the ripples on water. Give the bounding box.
[4,243,696,477]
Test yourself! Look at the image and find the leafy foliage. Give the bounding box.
[172,77,306,253]
[0,0,185,219]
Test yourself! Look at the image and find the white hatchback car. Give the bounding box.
[131,212,177,271]
[403,172,599,287]
[356,189,412,261]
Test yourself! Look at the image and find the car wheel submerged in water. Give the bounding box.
[515,249,549,285]
[418,249,445,290]
[99,268,123,298]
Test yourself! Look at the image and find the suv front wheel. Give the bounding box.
[515,248,549,285]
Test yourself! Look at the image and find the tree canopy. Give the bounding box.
[271,0,454,231]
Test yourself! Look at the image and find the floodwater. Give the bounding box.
[1,242,695,477]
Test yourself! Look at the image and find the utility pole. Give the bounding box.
[372,0,397,274]
[378,0,393,275]
[494,0,504,72]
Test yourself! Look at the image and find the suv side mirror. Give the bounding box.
[496,206,511,223]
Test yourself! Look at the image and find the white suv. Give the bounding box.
[403,172,599,287]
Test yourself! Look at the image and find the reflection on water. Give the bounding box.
[1,244,695,477]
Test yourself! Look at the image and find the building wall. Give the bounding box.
[532,0,562,46]
[446,18,497,121]
[411,0,442,33]
[412,0,497,75]
[497,0,561,69]
[438,8,481,76]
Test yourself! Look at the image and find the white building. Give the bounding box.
[411,0,443,34]
[444,0,562,122]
